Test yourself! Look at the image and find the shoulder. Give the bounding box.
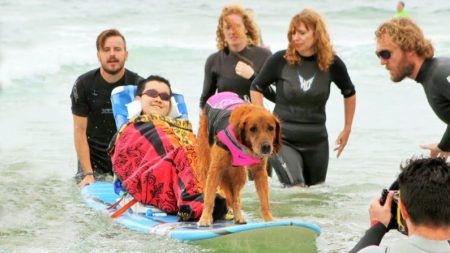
[357,245,388,253]
[266,50,288,68]
[207,51,222,61]
[205,51,222,66]
[248,45,272,57]
[331,55,347,67]
[433,57,450,73]
[431,57,450,82]
[124,69,143,83]
[76,68,100,85]
[124,68,138,76]
[273,49,287,59]
[330,54,349,72]
[265,50,287,64]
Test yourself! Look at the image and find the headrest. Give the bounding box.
[111,85,188,130]
[126,96,181,119]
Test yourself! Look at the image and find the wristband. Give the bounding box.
[84,172,94,177]
[370,220,380,227]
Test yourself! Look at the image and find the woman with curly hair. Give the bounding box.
[199,4,273,109]
[251,9,357,187]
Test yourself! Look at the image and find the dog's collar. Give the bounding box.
[216,124,261,167]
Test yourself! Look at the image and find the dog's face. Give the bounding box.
[231,105,281,157]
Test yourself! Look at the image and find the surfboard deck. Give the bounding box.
[81,182,320,252]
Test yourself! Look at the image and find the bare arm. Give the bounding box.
[335,94,356,158]
[250,90,265,107]
[73,114,94,187]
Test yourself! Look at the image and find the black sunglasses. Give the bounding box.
[375,50,391,60]
[141,89,171,101]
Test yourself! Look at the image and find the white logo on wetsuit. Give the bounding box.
[298,73,315,92]
[447,75,450,84]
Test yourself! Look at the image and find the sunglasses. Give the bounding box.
[141,89,171,101]
[375,50,391,60]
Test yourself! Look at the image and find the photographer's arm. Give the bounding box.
[349,192,394,252]
[349,223,387,253]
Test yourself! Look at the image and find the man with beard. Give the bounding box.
[71,29,142,188]
[375,18,450,159]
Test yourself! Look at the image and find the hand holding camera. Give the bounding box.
[377,181,408,234]
[378,189,398,230]
[368,190,394,228]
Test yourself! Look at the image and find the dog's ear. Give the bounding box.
[233,118,247,146]
[273,117,282,153]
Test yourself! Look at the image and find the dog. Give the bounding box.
[196,92,281,226]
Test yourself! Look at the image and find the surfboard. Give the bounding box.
[81,182,320,252]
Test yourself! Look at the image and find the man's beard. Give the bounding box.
[103,64,124,75]
[391,59,414,82]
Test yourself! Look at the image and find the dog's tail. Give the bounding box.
[194,109,211,190]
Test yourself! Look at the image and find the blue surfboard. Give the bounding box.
[81,182,320,252]
[103,86,320,252]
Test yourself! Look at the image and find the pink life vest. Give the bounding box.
[217,124,261,167]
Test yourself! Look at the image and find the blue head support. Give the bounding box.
[111,85,189,130]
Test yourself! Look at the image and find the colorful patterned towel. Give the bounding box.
[110,114,203,220]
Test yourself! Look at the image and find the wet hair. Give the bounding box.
[284,9,334,71]
[375,18,434,58]
[137,75,172,96]
[96,29,127,51]
[398,157,450,228]
[216,4,260,50]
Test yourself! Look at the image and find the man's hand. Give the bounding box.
[369,191,394,228]
[420,143,450,159]
[79,174,95,188]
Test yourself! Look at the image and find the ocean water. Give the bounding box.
[1,0,449,252]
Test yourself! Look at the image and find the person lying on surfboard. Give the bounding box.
[109,75,227,221]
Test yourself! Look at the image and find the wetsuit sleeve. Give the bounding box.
[349,223,387,253]
[439,127,450,151]
[433,72,450,151]
[200,54,218,109]
[70,77,89,117]
[250,48,277,102]
[251,51,285,95]
[261,85,276,102]
[330,55,356,98]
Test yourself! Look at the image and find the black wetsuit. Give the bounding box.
[200,45,272,108]
[251,50,355,186]
[415,57,450,151]
[70,68,142,176]
[349,223,387,253]
[350,222,450,252]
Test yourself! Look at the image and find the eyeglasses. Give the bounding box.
[375,50,391,60]
[141,89,171,101]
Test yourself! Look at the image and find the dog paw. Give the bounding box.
[198,215,213,227]
[177,205,194,222]
[234,215,247,224]
[262,212,274,222]
[263,216,274,222]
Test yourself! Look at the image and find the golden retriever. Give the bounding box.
[196,103,281,226]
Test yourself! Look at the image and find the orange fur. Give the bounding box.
[196,104,281,226]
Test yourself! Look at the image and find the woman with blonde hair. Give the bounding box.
[251,9,357,187]
[199,4,273,109]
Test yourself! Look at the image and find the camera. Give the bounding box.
[379,181,408,234]
[379,188,399,230]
